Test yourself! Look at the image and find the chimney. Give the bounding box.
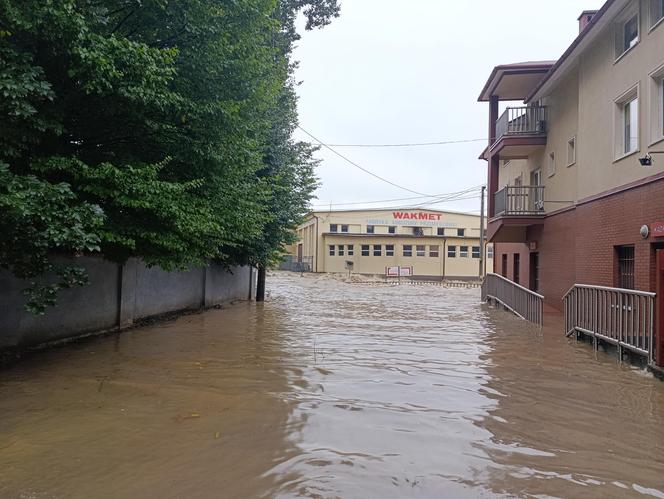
[578,10,599,33]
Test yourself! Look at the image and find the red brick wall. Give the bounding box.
[523,178,664,311]
[493,242,530,288]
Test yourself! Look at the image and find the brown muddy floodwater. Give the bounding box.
[1,272,664,499]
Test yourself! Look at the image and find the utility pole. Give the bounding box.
[479,186,486,279]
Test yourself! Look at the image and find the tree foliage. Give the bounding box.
[0,0,338,311]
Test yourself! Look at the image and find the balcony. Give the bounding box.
[490,106,547,159]
[494,185,545,216]
[488,185,546,242]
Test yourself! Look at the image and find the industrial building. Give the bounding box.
[289,208,492,279]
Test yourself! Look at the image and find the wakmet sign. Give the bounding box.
[367,212,459,228]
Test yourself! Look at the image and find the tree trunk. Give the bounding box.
[256,265,266,302]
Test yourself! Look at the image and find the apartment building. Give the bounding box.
[480,0,664,360]
[289,208,492,279]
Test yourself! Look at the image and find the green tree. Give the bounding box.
[0,0,338,311]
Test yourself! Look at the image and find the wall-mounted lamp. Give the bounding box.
[639,151,664,166]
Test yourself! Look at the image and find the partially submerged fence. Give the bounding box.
[482,273,544,325]
[279,256,313,272]
[563,284,656,363]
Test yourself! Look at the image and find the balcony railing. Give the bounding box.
[494,185,545,217]
[563,284,656,363]
[482,273,543,325]
[495,106,547,142]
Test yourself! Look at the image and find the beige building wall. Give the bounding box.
[497,0,664,206]
[292,209,493,279]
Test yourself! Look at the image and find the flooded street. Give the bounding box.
[1,272,664,498]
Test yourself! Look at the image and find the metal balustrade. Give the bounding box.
[482,273,544,325]
[494,185,546,216]
[563,284,656,363]
[495,106,547,141]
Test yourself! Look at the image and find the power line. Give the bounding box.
[310,184,485,208]
[326,138,486,148]
[297,125,433,197]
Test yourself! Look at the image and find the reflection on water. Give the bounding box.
[1,272,663,498]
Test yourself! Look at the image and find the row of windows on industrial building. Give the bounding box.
[328,244,494,258]
[330,224,466,237]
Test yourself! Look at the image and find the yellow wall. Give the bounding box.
[293,209,493,278]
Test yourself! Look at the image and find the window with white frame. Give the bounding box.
[447,245,456,258]
[649,64,664,143]
[361,245,370,256]
[460,246,469,258]
[385,244,394,256]
[329,245,335,256]
[403,245,413,257]
[487,246,494,259]
[615,9,639,59]
[472,246,480,259]
[330,224,338,233]
[547,152,556,177]
[416,245,426,257]
[615,86,639,157]
[429,245,439,258]
[373,244,382,257]
[340,224,349,233]
[347,245,354,256]
[649,0,664,28]
[567,137,576,166]
[338,245,344,257]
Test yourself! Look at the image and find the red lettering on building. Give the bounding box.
[392,211,442,221]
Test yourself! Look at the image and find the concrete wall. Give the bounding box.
[0,257,254,351]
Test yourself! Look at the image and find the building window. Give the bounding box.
[649,66,664,143]
[403,245,413,257]
[487,246,494,259]
[472,246,480,259]
[616,245,635,289]
[329,245,335,256]
[341,224,349,233]
[650,0,664,28]
[457,228,465,237]
[460,246,469,258]
[513,253,520,284]
[361,245,370,257]
[616,12,639,59]
[623,96,639,154]
[347,245,354,256]
[448,245,456,258]
[386,244,394,256]
[615,87,639,158]
[501,254,507,277]
[416,245,426,257]
[567,137,576,166]
[330,224,338,233]
[437,227,445,236]
[413,227,424,236]
[366,225,375,234]
[429,245,439,258]
[548,151,556,177]
[373,244,382,257]
[338,245,345,257]
[388,226,396,234]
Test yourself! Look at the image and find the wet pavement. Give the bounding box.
[1,272,663,498]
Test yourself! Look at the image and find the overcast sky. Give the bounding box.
[293,0,606,214]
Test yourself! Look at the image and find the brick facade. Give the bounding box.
[494,177,664,311]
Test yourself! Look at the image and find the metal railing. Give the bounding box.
[494,185,546,216]
[495,105,547,142]
[279,256,313,272]
[563,284,656,362]
[482,273,544,325]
